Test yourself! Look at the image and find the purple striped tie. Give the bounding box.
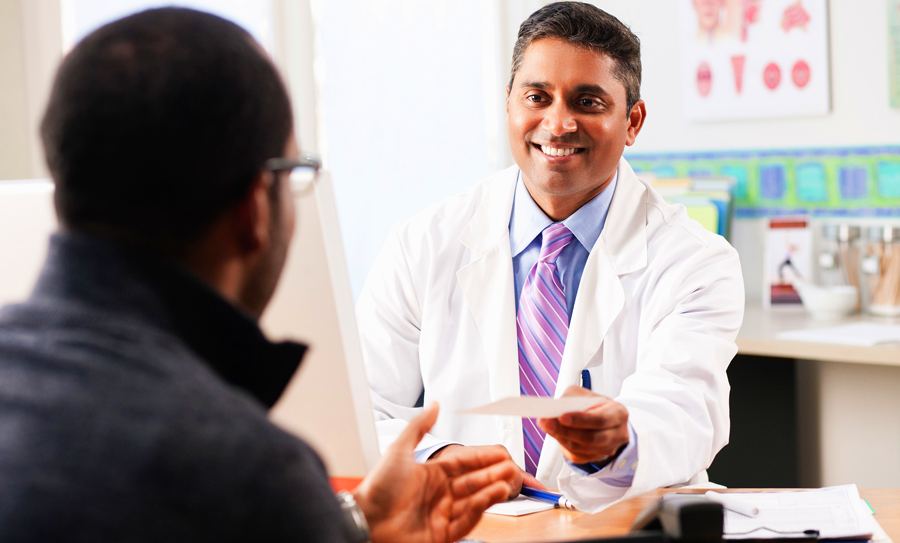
[517,222,574,475]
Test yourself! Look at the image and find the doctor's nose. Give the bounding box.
[541,103,578,136]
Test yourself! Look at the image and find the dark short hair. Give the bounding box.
[509,2,642,113]
[41,7,293,255]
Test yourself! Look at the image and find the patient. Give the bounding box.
[0,8,516,542]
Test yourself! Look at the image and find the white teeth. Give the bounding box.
[540,145,576,157]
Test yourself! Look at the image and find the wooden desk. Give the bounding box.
[737,303,900,366]
[468,488,899,542]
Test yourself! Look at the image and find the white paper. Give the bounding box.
[459,396,606,419]
[485,496,555,517]
[776,322,900,346]
[861,499,894,543]
[720,485,873,540]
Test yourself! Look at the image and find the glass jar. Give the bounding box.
[818,224,860,289]
[860,226,900,317]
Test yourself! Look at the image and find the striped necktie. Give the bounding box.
[517,222,574,475]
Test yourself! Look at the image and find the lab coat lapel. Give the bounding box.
[536,158,649,481]
[456,167,524,466]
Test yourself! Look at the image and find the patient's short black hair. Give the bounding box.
[41,7,293,255]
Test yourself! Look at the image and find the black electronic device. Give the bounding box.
[630,495,724,541]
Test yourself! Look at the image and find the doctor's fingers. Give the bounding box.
[541,420,628,449]
[558,401,628,429]
[554,433,626,463]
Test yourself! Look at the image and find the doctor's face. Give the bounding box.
[506,38,644,219]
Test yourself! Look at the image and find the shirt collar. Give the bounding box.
[509,170,618,257]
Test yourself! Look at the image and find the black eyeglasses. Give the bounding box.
[265,155,322,195]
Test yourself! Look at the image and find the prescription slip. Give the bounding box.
[459,396,605,419]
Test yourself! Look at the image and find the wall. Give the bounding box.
[0,0,32,180]
[318,0,498,297]
[594,0,900,153]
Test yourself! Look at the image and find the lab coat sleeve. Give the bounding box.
[558,237,744,512]
[356,224,452,456]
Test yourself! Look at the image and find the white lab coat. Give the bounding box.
[356,157,744,513]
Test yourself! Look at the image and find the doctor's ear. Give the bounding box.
[506,86,512,131]
[625,99,646,147]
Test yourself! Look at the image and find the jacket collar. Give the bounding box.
[29,233,306,409]
[458,166,519,254]
[601,157,648,275]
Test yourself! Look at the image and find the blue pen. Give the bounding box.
[520,487,577,510]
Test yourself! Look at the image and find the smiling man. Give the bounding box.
[357,2,744,512]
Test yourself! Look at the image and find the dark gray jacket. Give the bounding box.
[0,234,350,542]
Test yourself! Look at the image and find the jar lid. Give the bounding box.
[866,226,900,242]
[822,224,860,241]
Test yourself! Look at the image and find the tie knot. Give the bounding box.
[538,223,574,263]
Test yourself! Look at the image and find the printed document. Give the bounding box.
[716,485,873,540]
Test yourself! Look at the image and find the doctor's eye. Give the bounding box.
[578,98,600,108]
[526,94,545,104]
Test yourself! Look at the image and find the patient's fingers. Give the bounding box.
[447,480,511,541]
[449,459,519,499]
[435,445,513,477]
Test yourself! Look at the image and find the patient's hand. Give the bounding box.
[353,404,519,543]
[429,444,548,498]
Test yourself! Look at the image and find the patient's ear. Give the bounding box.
[232,172,272,256]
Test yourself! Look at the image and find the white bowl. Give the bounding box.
[793,282,858,320]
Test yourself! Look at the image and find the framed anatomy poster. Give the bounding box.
[680,0,831,121]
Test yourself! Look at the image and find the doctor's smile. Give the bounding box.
[533,143,586,161]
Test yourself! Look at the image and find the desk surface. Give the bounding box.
[468,488,899,542]
[736,303,900,365]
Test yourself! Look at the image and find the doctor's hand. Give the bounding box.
[353,403,518,543]
[429,444,548,498]
[537,386,630,465]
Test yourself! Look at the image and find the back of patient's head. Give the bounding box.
[41,7,292,257]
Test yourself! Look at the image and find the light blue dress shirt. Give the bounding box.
[509,170,637,483]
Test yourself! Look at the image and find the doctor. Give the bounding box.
[357,2,744,513]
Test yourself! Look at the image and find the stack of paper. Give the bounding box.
[485,496,555,517]
[776,322,900,346]
[712,485,874,540]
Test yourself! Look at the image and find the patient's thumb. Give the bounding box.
[392,402,439,452]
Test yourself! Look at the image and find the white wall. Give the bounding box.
[317,0,499,297]
[0,0,31,181]
[594,0,900,153]
[0,0,60,181]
